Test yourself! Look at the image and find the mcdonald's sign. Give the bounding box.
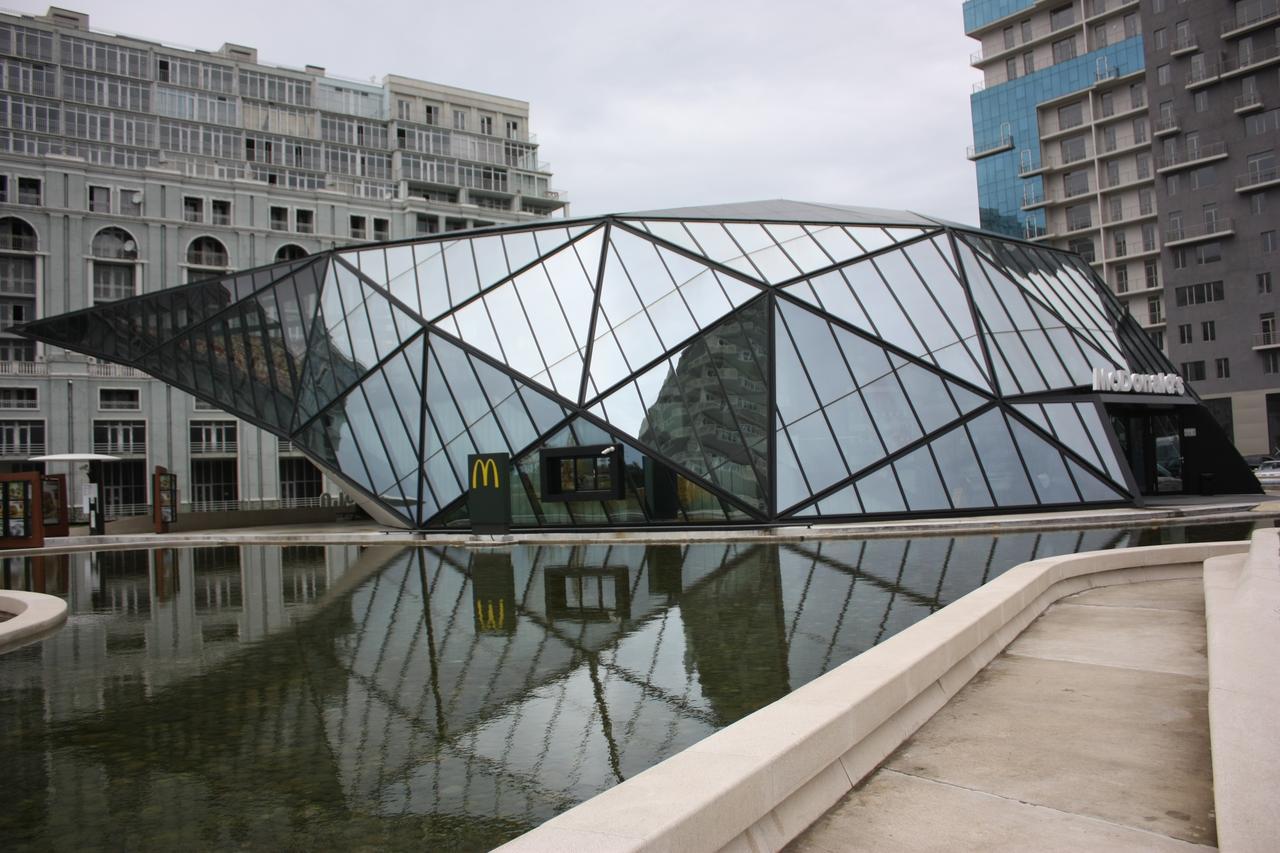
[466,452,510,534]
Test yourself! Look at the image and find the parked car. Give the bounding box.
[1255,460,1280,484]
[1242,454,1275,470]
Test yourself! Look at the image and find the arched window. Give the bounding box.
[186,236,229,282]
[275,244,308,262]
[91,227,139,303]
[0,217,38,360]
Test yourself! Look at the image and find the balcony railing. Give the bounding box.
[1185,63,1222,88]
[1236,165,1280,191]
[0,442,44,457]
[89,362,142,378]
[1156,141,1228,172]
[1222,1,1280,37]
[1253,330,1280,349]
[278,438,299,453]
[190,441,238,454]
[1171,33,1199,55]
[1235,91,1264,113]
[1165,217,1235,245]
[92,441,147,455]
[966,132,1014,160]
[1024,220,1048,240]
[1153,115,1180,136]
[0,361,48,376]
[1222,43,1280,77]
[1102,203,1156,224]
[1102,167,1153,189]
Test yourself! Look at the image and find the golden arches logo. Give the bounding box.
[471,457,500,489]
[476,599,506,630]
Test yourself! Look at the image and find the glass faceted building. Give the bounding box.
[18,200,1257,529]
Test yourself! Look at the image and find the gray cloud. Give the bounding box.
[29,0,980,221]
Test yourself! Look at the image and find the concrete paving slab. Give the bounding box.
[884,653,1215,845]
[789,769,1215,853]
[1006,601,1208,678]
[1065,578,1205,612]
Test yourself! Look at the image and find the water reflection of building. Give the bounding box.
[1,528,1161,848]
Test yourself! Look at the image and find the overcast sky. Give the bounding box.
[15,0,982,222]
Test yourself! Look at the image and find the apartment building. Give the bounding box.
[965,0,1280,456]
[0,6,566,519]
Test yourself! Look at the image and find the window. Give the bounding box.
[416,214,438,235]
[1157,64,1171,86]
[1194,90,1209,113]
[93,420,145,454]
[1093,23,1108,48]
[1154,27,1168,50]
[0,218,38,353]
[279,457,323,502]
[1142,223,1157,252]
[1006,57,1019,81]
[540,445,625,501]
[1020,19,1032,41]
[480,115,493,135]
[1058,101,1083,130]
[1113,231,1128,256]
[191,458,238,508]
[1174,280,1225,306]
[423,104,439,125]
[1265,351,1280,374]
[1256,193,1270,216]
[1215,357,1230,379]
[1114,266,1129,293]
[275,244,307,262]
[1173,247,1187,269]
[453,109,466,130]
[1264,230,1278,253]
[1130,82,1145,109]
[1144,259,1159,288]
[119,189,142,217]
[91,227,138,303]
[1178,324,1193,344]
[1148,295,1163,324]
[183,196,203,223]
[1123,12,1137,38]
[1202,320,1216,341]
[1023,51,1036,74]
[505,119,519,139]
[88,185,110,213]
[1195,242,1221,265]
[13,177,41,206]
[190,420,237,453]
[1189,165,1215,190]
[1065,202,1092,231]
[1050,4,1075,30]
[186,236,229,281]
[99,388,140,410]
[270,206,288,231]
[1180,360,1206,381]
[397,99,411,121]
[1063,168,1090,196]
[1148,330,1165,351]
[295,209,314,234]
[0,420,44,455]
[1003,25,1015,49]
[1061,135,1087,163]
[1260,272,1273,294]
[349,215,367,240]
[211,199,231,226]
[0,388,36,409]
[373,217,389,241]
[1052,36,1078,64]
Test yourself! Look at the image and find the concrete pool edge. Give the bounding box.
[16,499,1278,556]
[495,540,1250,853]
[0,590,68,654]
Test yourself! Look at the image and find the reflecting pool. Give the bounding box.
[0,522,1256,851]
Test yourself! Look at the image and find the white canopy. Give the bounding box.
[28,453,121,462]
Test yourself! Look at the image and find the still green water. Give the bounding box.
[0,522,1256,851]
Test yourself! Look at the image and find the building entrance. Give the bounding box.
[1109,406,1188,496]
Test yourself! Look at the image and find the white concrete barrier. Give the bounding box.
[1204,529,1280,853]
[498,541,1249,853]
[0,589,68,654]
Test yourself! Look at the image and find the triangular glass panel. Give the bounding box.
[1012,402,1129,491]
[587,299,770,514]
[1066,458,1128,502]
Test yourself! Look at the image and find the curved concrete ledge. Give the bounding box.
[0,590,68,654]
[498,540,1249,853]
[1204,529,1280,852]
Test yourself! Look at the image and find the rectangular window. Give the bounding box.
[1157,64,1171,85]
[505,119,519,139]
[270,206,288,231]
[453,109,466,130]
[1264,230,1278,253]
[1194,90,1209,112]
[0,419,45,455]
[1215,357,1230,379]
[119,189,142,217]
[1265,351,1280,374]
[279,457,323,502]
[1114,266,1129,293]
[1148,295,1163,324]
[1180,360,1206,381]
[1174,280,1225,306]
[373,217,389,241]
[1154,27,1167,50]
[416,213,437,235]
[423,104,439,125]
[0,388,37,409]
[211,199,231,226]
[1202,320,1216,341]
[183,196,203,223]
[1063,168,1090,197]
[1195,241,1221,265]
[1178,323,1193,344]
[1061,135,1088,163]
[480,115,493,135]
[1260,272,1274,294]
[1058,101,1084,130]
[397,99,411,121]
[93,262,135,303]
[1006,57,1019,81]
[93,419,146,454]
[191,458,238,508]
[98,388,140,410]
[1052,36,1078,64]
[88,185,110,213]
[540,445,625,502]
[1023,51,1036,74]
[189,420,237,453]
[17,177,41,205]
[1050,4,1075,30]
[295,209,314,234]
[1065,202,1092,231]
[349,215,367,240]
[1144,259,1159,288]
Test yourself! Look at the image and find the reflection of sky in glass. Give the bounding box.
[0,525,1254,849]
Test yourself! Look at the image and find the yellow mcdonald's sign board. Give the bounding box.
[475,599,507,632]
[471,456,500,489]
[466,452,511,534]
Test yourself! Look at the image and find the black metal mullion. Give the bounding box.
[774,304,855,488]
[415,335,430,527]
[959,237,1053,392]
[610,220,769,296]
[766,291,778,518]
[897,237,989,382]
[1001,400,1125,496]
[577,221,612,405]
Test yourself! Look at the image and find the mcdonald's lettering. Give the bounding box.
[472,456,500,489]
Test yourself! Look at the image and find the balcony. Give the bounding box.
[0,442,44,457]
[1253,330,1280,350]
[1185,63,1222,90]
[1100,133,1148,155]
[1235,166,1280,192]
[1024,220,1048,240]
[1153,115,1180,137]
[1164,218,1236,247]
[92,441,146,456]
[1221,1,1280,38]
[1101,168,1154,190]
[89,362,142,378]
[1156,141,1229,174]
[278,438,300,453]
[1021,184,1051,210]
[1235,91,1265,114]
[1171,34,1199,56]
[190,440,238,455]
[967,133,1014,160]
[1222,43,1280,78]
[0,361,48,376]
[1102,203,1157,225]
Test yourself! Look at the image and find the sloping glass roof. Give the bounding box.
[20,202,1234,529]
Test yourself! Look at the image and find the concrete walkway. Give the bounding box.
[789,578,1216,852]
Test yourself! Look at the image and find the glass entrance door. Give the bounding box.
[1109,408,1185,495]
